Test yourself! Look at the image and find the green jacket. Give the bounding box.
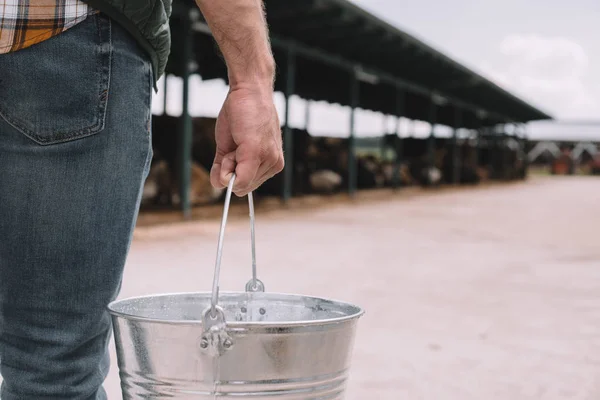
[82,0,173,91]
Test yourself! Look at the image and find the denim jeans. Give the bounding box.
[0,13,153,399]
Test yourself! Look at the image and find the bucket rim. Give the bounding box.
[107,291,365,327]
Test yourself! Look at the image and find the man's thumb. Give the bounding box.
[219,152,236,187]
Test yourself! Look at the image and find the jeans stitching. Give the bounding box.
[99,15,113,139]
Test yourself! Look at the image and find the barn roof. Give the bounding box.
[167,0,552,129]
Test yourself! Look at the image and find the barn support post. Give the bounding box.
[348,69,359,196]
[473,118,482,170]
[380,114,388,161]
[162,73,168,115]
[492,125,498,178]
[515,122,525,180]
[472,129,478,170]
[452,107,462,184]
[499,124,508,180]
[282,46,297,203]
[496,125,502,179]
[490,125,499,179]
[393,90,405,189]
[178,15,194,219]
[522,123,530,179]
[501,123,509,180]
[427,97,437,170]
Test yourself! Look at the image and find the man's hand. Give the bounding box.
[211,86,283,197]
[195,0,284,196]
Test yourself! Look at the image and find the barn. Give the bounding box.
[146,0,552,217]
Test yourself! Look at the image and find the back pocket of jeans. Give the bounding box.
[0,13,111,145]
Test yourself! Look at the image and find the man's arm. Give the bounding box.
[195,0,275,90]
[195,0,283,196]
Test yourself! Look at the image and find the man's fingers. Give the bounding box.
[210,159,223,190]
[248,153,278,189]
[251,152,285,191]
[213,140,284,197]
[233,143,284,196]
[210,151,236,189]
[231,155,260,196]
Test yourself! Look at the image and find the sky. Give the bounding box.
[153,0,600,140]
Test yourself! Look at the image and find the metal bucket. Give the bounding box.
[108,174,365,399]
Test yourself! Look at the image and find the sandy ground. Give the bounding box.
[102,176,599,398]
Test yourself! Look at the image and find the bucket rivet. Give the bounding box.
[241,307,247,313]
[223,338,233,349]
[259,308,266,315]
[200,338,209,349]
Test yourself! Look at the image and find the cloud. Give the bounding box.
[480,34,599,119]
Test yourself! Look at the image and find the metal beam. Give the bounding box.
[179,19,193,219]
[262,0,321,21]
[320,27,389,51]
[184,0,549,122]
[189,21,509,125]
[283,46,296,203]
[293,18,364,42]
[349,71,359,196]
[287,8,357,33]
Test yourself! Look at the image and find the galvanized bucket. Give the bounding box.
[108,174,365,399]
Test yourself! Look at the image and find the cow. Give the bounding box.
[146,115,223,207]
[149,114,533,206]
[151,115,218,174]
[551,146,575,175]
[150,116,345,202]
[261,133,388,196]
[142,157,223,207]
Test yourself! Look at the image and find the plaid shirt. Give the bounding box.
[0,0,97,54]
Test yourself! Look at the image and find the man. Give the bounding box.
[0,0,283,398]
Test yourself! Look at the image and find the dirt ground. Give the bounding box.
[102,176,600,399]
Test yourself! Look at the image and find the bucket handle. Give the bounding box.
[201,173,265,356]
[209,173,265,319]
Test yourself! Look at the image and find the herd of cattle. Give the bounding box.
[142,115,527,207]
